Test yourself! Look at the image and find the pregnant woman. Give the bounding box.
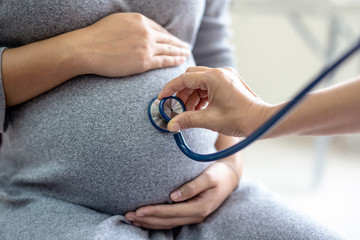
[0,1,342,239]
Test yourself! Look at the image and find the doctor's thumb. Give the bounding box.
[167,111,206,132]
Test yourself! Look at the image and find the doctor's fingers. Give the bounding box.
[176,89,208,110]
[159,71,212,99]
[195,97,209,110]
[176,88,207,100]
[183,90,209,111]
[184,91,201,110]
[175,88,194,104]
[168,109,211,131]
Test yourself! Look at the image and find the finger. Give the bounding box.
[185,91,201,111]
[197,89,208,98]
[156,32,189,48]
[175,89,207,109]
[154,44,190,57]
[170,170,215,202]
[151,56,187,69]
[175,88,194,105]
[145,17,170,34]
[132,216,202,230]
[158,72,208,99]
[195,97,209,110]
[167,110,210,132]
[133,202,198,218]
[186,66,211,72]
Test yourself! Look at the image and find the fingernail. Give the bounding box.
[126,216,135,221]
[169,122,181,132]
[170,189,182,200]
[158,90,169,100]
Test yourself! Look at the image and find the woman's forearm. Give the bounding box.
[2,13,190,107]
[2,30,85,107]
[215,134,243,181]
[266,77,360,138]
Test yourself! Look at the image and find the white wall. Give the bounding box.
[230,1,360,239]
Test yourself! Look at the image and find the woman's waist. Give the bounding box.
[8,58,194,126]
[2,110,217,214]
[1,141,212,214]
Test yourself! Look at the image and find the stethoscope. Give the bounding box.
[148,40,360,162]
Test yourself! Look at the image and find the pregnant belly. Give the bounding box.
[7,60,217,215]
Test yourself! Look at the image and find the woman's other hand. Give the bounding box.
[77,13,190,77]
[125,161,240,229]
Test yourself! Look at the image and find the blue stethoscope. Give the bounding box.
[148,40,360,162]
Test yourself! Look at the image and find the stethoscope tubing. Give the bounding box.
[172,39,360,162]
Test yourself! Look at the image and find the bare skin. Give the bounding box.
[158,66,360,138]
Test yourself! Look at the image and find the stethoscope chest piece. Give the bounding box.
[148,96,186,132]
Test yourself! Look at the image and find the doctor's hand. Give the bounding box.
[158,67,272,137]
[125,160,240,229]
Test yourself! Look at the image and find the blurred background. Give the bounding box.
[230,0,360,239]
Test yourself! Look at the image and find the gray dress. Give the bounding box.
[0,0,343,239]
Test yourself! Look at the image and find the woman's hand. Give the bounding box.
[76,13,190,77]
[2,13,190,107]
[125,161,240,229]
[158,66,272,137]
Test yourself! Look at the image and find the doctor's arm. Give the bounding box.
[262,77,360,137]
[159,67,360,138]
